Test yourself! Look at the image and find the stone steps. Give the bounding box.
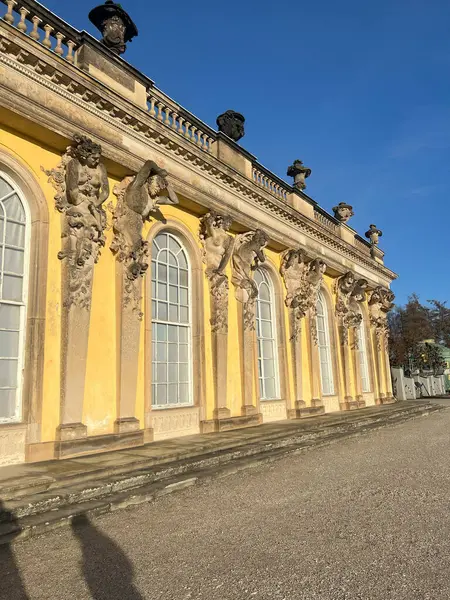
[0,401,443,545]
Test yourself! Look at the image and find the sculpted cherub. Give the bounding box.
[60,135,110,266]
[232,229,269,302]
[111,160,179,280]
[199,211,234,281]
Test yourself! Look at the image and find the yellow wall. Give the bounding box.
[0,121,389,453]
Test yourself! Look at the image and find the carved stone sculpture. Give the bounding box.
[365,224,383,258]
[111,160,179,316]
[216,110,245,142]
[369,287,394,350]
[287,160,311,191]
[89,1,138,55]
[280,249,326,341]
[335,271,367,345]
[199,211,234,333]
[44,134,109,309]
[43,134,110,440]
[231,229,268,330]
[332,202,354,224]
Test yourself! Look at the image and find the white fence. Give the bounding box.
[392,367,446,400]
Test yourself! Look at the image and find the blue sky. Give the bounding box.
[43,0,450,306]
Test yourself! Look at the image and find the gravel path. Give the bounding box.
[2,404,450,600]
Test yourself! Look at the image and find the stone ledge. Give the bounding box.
[0,401,443,545]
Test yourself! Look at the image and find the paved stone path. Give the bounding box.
[2,403,450,599]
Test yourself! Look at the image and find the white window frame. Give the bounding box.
[254,268,281,401]
[150,231,193,410]
[358,318,371,393]
[0,170,31,424]
[316,291,335,396]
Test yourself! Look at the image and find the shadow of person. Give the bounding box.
[0,500,30,600]
[71,514,144,600]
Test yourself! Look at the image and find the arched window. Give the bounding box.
[316,291,334,396]
[254,268,280,400]
[358,318,371,393]
[0,173,29,423]
[151,232,192,408]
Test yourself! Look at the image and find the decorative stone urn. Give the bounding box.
[332,202,354,224]
[287,160,311,191]
[216,110,245,142]
[365,224,383,246]
[89,1,138,55]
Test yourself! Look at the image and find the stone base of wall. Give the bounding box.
[260,400,287,423]
[54,429,147,459]
[0,425,26,466]
[201,413,262,434]
[151,406,200,441]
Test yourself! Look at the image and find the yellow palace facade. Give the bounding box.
[0,0,397,465]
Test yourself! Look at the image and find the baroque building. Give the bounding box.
[0,0,397,465]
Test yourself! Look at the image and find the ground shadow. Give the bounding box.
[71,514,145,600]
[0,500,30,600]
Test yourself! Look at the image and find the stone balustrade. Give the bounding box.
[147,90,216,153]
[252,166,288,201]
[354,236,372,255]
[1,0,79,62]
[314,208,339,233]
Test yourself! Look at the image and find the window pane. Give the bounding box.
[0,331,19,358]
[169,236,181,254]
[158,302,168,321]
[179,327,188,343]
[156,324,167,341]
[168,325,178,342]
[261,320,272,339]
[263,359,275,378]
[156,384,167,406]
[168,363,178,383]
[3,195,25,222]
[169,267,178,285]
[0,178,13,197]
[5,222,25,248]
[180,270,188,286]
[2,275,23,302]
[180,288,188,306]
[179,383,190,402]
[0,304,20,330]
[156,363,167,382]
[169,285,178,303]
[168,343,178,363]
[0,389,17,419]
[260,302,271,321]
[264,378,276,400]
[179,344,188,362]
[169,304,178,322]
[262,340,274,360]
[0,359,18,387]
[157,264,167,282]
[179,363,189,382]
[168,383,178,404]
[156,342,167,362]
[180,307,189,323]
[157,283,167,301]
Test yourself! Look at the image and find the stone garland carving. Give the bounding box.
[280,249,326,342]
[43,134,110,310]
[369,287,395,350]
[231,229,269,330]
[110,160,179,317]
[199,212,234,333]
[335,271,368,346]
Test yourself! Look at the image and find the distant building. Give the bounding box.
[0,0,397,465]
